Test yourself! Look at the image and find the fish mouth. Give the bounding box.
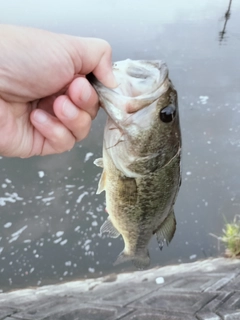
[120,60,168,87]
[87,60,170,114]
[87,60,168,97]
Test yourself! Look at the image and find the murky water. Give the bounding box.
[0,0,239,292]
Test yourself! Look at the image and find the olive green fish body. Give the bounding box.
[105,151,180,267]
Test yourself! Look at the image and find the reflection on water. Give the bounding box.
[0,0,240,292]
[219,0,233,43]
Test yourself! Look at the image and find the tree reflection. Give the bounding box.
[219,0,232,43]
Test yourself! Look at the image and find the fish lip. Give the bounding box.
[86,72,119,103]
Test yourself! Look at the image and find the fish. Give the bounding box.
[87,59,181,269]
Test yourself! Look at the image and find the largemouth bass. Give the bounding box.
[88,59,181,269]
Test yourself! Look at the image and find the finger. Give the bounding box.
[37,95,56,116]
[67,77,99,119]
[0,99,13,156]
[53,95,92,141]
[67,36,117,88]
[30,109,78,155]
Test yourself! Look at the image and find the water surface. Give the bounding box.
[0,0,239,291]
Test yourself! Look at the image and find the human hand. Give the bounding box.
[0,25,116,157]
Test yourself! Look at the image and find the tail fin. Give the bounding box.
[113,249,150,270]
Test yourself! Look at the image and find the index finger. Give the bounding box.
[66,36,118,88]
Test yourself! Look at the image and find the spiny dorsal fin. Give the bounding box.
[96,170,106,194]
[100,218,120,238]
[94,158,104,168]
[155,209,176,250]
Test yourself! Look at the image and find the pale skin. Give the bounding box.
[0,25,117,158]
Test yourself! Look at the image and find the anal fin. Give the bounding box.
[100,217,120,238]
[155,209,176,250]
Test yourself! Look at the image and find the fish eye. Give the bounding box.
[159,105,176,123]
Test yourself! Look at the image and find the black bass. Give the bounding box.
[88,59,181,269]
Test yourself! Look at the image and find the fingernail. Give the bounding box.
[62,99,78,119]
[33,110,48,123]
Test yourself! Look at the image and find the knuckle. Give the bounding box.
[51,125,75,153]
[0,101,8,128]
[75,113,91,141]
[76,125,91,142]
[96,39,112,59]
[67,138,75,151]
[0,102,13,155]
[102,39,112,53]
[52,124,66,140]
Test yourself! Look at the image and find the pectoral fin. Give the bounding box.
[100,218,120,238]
[94,158,104,168]
[155,209,176,250]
